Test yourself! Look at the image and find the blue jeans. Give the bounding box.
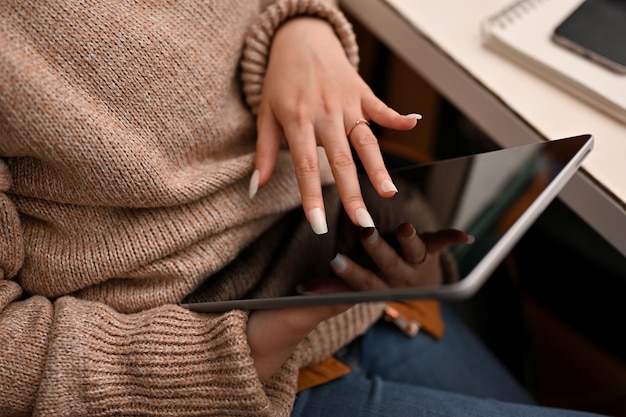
[292,303,606,417]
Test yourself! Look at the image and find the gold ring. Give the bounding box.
[346,118,370,137]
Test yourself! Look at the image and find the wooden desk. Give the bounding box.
[340,0,626,256]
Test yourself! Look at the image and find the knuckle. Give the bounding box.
[371,101,391,117]
[369,166,389,181]
[379,256,401,272]
[351,131,379,148]
[353,274,378,291]
[329,152,356,172]
[342,191,363,207]
[315,114,335,131]
[287,108,309,126]
[279,99,310,126]
[320,96,340,117]
[294,154,320,176]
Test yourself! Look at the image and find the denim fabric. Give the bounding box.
[292,303,606,417]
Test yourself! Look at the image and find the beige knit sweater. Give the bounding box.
[0,1,441,416]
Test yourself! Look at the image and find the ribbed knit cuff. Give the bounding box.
[240,0,359,114]
[35,298,292,416]
[0,290,51,416]
[0,160,11,192]
[0,161,25,279]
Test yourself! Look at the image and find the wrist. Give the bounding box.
[240,0,359,114]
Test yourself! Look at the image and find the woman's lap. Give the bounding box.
[292,303,604,417]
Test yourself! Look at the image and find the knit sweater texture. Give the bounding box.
[0,1,446,415]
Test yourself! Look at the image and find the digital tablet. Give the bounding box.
[181,134,594,312]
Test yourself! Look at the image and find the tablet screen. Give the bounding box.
[181,134,593,312]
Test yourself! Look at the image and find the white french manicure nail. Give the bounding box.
[405,113,423,120]
[248,170,259,199]
[330,253,348,274]
[309,207,328,235]
[355,208,375,228]
[381,179,398,193]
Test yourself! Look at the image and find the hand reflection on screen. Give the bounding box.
[298,224,473,295]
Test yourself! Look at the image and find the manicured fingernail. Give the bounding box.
[381,179,398,193]
[405,113,423,120]
[401,223,416,239]
[365,228,379,245]
[355,208,375,228]
[466,234,475,244]
[309,207,328,235]
[330,253,348,274]
[248,170,259,199]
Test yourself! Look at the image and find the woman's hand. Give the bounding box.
[247,303,351,383]
[330,224,473,291]
[251,17,421,235]
[246,225,471,382]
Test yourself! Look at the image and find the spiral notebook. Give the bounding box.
[481,0,626,124]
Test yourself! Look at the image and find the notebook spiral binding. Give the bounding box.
[482,0,548,34]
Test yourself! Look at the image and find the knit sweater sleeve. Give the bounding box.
[0,1,367,414]
[0,174,295,417]
[240,0,359,115]
[0,294,301,416]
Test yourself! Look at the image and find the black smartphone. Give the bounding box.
[552,0,626,74]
